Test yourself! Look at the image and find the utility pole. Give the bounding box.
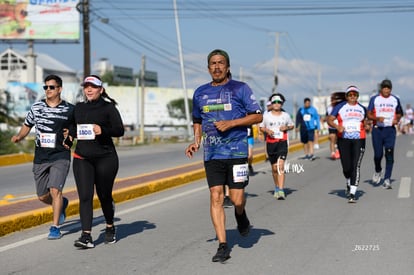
[82,0,90,78]
[139,55,146,144]
[317,68,322,98]
[271,32,281,93]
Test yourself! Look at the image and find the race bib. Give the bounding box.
[344,121,360,132]
[271,128,283,139]
[303,114,311,121]
[233,164,248,183]
[77,124,95,140]
[39,133,56,148]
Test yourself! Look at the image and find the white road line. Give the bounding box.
[406,151,413,158]
[0,185,206,253]
[398,177,411,199]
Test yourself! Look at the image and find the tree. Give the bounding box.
[167,98,192,120]
[101,71,114,85]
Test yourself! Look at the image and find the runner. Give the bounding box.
[326,92,345,160]
[295,97,320,160]
[259,93,294,200]
[185,49,262,262]
[367,79,403,189]
[11,74,74,239]
[327,86,368,203]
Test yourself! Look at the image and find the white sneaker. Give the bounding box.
[314,144,320,150]
[383,179,392,189]
[372,171,382,184]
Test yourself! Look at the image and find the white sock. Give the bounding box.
[350,185,357,195]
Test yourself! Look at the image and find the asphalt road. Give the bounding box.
[1,135,414,274]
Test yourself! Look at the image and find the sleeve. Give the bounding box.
[259,113,267,128]
[101,104,124,137]
[24,107,35,128]
[367,96,376,112]
[330,104,339,117]
[192,90,202,123]
[242,83,262,115]
[396,97,404,116]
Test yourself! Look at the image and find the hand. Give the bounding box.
[11,135,20,143]
[214,120,234,132]
[63,128,69,139]
[376,117,385,123]
[279,126,288,132]
[63,133,73,149]
[185,143,200,158]
[93,124,102,135]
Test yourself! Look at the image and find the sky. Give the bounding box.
[2,0,414,113]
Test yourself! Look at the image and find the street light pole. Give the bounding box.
[173,0,191,139]
[82,0,90,78]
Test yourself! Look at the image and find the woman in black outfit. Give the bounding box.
[72,75,124,249]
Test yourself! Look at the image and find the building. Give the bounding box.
[0,48,78,88]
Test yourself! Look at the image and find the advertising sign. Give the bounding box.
[0,0,80,40]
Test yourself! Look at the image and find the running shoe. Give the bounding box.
[223,196,233,208]
[278,190,285,200]
[314,144,320,150]
[273,189,280,199]
[235,209,250,237]
[372,171,382,184]
[59,197,69,225]
[309,155,316,161]
[331,152,336,160]
[335,149,341,159]
[105,226,116,244]
[48,226,62,240]
[212,243,231,262]
[74,232,95,249]
[348,194,357,203]
[383,179,392,189]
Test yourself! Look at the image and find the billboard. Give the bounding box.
[0,0,80,40]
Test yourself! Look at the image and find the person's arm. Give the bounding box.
[11,124,32,143]
[367,110,378,122]
[327,115,343,133]
[185,123,202,158]
[213,113,263,132]
[98,104,125,137]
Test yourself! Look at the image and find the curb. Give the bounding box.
[0,137,327,236]
[0,153,34,167]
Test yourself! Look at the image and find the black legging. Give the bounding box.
[73,152,119,231]
[337,138,365,186]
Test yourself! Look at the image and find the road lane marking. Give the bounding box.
[0,185,206,253]
[398,177,411,199]
[406,151,413,158]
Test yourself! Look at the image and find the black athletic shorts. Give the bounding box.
[266,141,288,164]
[204,158,248,189]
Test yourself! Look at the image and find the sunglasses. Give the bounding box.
[347,93,358,97]
[43,85,59,90]
[272,100,283,104]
